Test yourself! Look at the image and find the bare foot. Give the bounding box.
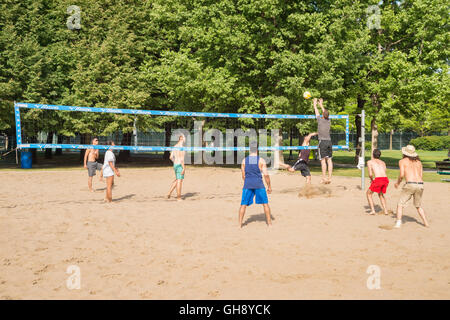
[320,179,327,184]
[177,198,183,202]
[368,211,376,215]
[89,188,94,193]
[167,194,171,199]
[288,167,295,172]
[325,179,331,184]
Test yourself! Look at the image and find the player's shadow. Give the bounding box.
[242,213,275,227]
[183,192,199,199]
[402,215,425,226]
[113,194,136,202]
[363,204,382,213]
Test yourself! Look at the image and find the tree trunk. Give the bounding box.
[354,95,365,164]
[45,132,53,159]
[31,148,37,164]
[273,129,285,169]
[370,93,381,154]
[79,134,90,162]
[55,135,63,156]
[163,122,172,161]
[371,117,378,154]
[389,129,393,150]
[289,127,293,160]
[118,132,132,162]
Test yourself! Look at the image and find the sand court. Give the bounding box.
[0,166,449,299]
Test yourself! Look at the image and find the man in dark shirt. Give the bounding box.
[314,98,333,184]
[280,132,317,185]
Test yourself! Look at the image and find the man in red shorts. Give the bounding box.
[366,149,389,215]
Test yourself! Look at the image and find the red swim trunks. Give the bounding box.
[369,177,389,194]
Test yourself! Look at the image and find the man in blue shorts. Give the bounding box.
[239,141,272,228]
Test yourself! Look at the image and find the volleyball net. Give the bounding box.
[14,102,349,154]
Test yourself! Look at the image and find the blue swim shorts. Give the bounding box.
[240,188,268,206]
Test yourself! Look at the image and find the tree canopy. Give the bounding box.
[0,0,448,146]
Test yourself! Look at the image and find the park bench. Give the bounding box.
[435,160,450,182]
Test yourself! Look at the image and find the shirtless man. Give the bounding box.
[366,149,389,215]
[394,145,429,228]
[313,98,333,184]
[84,137,103,192]
[279,132,317,185]
[167,134,186,201]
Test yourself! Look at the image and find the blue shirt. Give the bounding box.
[243,156,265,189]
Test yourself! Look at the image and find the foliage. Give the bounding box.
[410,135,449,151]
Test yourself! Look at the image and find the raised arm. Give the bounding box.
[313,98,320,118]
[260,158,272,194]
[319,98,325,113]
[302,132,318,146]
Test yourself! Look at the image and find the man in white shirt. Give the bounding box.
[103,140,120,202]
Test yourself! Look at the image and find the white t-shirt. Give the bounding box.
[103,150,116,177]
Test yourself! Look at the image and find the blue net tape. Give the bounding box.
[15,102,350,150]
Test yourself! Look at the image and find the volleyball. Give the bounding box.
[303,91,312,99]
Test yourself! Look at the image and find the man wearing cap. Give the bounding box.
[394,145,429,228]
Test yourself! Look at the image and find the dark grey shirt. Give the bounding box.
[317,116,331,141]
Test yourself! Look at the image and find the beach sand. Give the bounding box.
[0,166,449,299]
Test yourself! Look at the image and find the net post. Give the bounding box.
[345,116,349,149]
[14,101,22,165]
[361,109,365,191]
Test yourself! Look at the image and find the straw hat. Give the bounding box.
[402,145,418,157]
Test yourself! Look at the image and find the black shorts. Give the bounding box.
[318,140,332,160]
[292,160,311,177]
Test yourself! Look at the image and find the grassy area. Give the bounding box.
[1,149,448,183]
[307,166,443,183]
[284,149,448,169]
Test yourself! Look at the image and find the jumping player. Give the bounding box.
[394,145,429,228]
[239,141,272,228]
[366,149,389,215]
[313,98,333,184]
[280,132,317,185]
[167,134,186,201]
[103,140,120,203]
[84,137,103,192]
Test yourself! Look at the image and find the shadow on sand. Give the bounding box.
[242,213,275,227]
